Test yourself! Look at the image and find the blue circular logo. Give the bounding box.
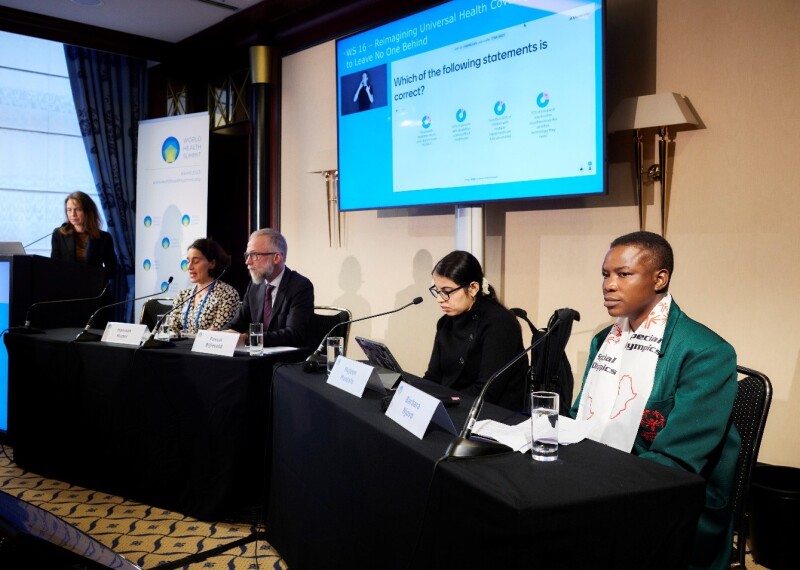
[421,115,432,129]
[161,237,170,250]
[181,214,191,226]
[143,216,152,228]
[456,108,467,122]
[162,137,180,163]
[143,259,152,271]
[181,259,189,271]
[493,101,506,115]
[160,280,171,292]
[536,92,550,108]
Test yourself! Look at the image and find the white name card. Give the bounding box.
[191,330,238,356]
[385,381,457,439]
[101,322,149,346]
[327,356,387,397]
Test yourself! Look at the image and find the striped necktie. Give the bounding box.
[262,283,275,329]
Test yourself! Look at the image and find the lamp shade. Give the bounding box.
[607,92,699,133]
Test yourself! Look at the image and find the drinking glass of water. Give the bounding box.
[326,336,344,375]
[249,323,263,356]
[530,391,559,461]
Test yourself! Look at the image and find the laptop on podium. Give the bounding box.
[354,336,404,390]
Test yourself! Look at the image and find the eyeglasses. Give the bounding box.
[243,251,280,262]
[428,284,465,301]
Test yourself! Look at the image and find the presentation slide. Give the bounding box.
[336,0,604,211]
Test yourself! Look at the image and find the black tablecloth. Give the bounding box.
[4,329,304,520]
[267,364,706,569]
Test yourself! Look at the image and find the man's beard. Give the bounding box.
[250,268,266,284]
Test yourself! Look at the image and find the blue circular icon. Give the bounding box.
[181,259,189,271]
[160,280,171,292]
[421,115,432,129]
[143,216,152,228]
[161,237,170,250]
[162,137,180,163]
[456,108,467,122]
[494,101,506,115]
[143,259,152,271]
[181,214,190,226]
[536,92,550,108]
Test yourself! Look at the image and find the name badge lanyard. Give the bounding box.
[183,281,216,331]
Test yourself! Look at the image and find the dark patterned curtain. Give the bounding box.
[63,46,147,322]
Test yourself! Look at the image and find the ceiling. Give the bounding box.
[0,0,268,43]
[0,0,439,64]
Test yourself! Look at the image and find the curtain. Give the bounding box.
[63,46,147,323]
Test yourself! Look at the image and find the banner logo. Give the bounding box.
[142,259,152,271]
[162,137,180,163]
[143,215,152,227]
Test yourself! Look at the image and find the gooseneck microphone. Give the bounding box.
[303,296,424,372]
[75,277,174,342]
[10,282,111,335]
[141,268,228,349]
[444,307,580,459]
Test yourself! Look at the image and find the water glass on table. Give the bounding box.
[155,314,171,341]
[249,323,264,356]
[530,391,559,462]
[326,336,344,375]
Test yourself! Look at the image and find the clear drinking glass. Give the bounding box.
[326,336,344,375]
[155,314,171,341]
[530,391,559,461]
[249,323,264,356]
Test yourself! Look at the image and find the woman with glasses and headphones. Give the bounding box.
[423,250,527,410]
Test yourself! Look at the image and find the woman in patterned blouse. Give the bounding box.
[170,238,241,335]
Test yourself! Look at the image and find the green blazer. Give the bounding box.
[572,301,739,570]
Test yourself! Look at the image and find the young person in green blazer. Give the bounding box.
[571,231,739,570]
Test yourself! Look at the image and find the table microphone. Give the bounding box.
[141,268,228,349]
[9,282,111,335]
[75,277,174,342]
[303,296,424,372]
[444,307,580,459]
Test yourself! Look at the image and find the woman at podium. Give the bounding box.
[50,191,117,281]
[170,238,240,335]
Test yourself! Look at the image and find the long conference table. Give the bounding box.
[267,364,707,569]
[4,328,305,520]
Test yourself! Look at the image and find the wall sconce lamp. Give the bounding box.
[308,150,343,248]
[608,92,700,235]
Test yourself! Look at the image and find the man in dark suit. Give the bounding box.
[224,228,314,347]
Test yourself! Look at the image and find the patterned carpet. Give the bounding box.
[0,445,288,569]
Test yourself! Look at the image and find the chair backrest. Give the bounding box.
[139,298,174,330]
[510,307,576,415]
[307,306,352,353]
[730,365,772,568]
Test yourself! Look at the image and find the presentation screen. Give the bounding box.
[336,0,605,211]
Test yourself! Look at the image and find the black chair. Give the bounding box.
[730,365,773,568]
[139,298,174,331]
[510,307,576,415]
[307,305,352,353]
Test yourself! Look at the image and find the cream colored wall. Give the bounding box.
[280,0,800,468]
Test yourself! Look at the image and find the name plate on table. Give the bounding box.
[191,330,238,356]
[385,381,457,439]
[327,356,387,397]
[101,322,148,346]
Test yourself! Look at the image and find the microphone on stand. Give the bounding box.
[141,268,228,349]
[75,277,174,342]
[23,231,55,250]
[444,307,580,459]
[303,296,424,372]
[9,282,111,335]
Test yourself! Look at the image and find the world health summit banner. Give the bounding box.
[134,112,209,321]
